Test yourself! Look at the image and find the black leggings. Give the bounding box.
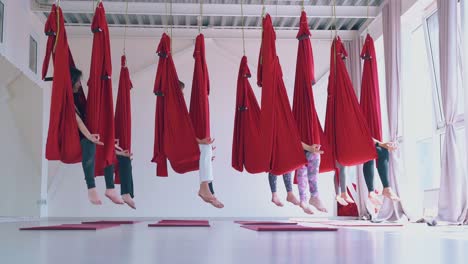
[117,155,134,197]
[81,139,115,189]
[363,144,390,192]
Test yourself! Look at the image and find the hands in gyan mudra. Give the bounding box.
[88,134,104,145]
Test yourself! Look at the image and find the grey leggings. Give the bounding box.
[334,162,347,194]
[268,173,293,193]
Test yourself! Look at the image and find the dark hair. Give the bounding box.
[178,80,185,90]
[70,67,83,87]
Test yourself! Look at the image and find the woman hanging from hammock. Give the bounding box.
[71,67,134,207]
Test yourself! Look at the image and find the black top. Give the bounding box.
[74,92,86,140]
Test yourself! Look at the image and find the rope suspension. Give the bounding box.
[241,0,246,55]
[123,0,129,56]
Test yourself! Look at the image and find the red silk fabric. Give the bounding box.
[360,34,383,142]
[189,34,211,140]
[323,37,376,167]
[152,33,200,177]
[44,5,82,164]
[231,56,264,173]
[87,3,116,176]
[257,14,306,175]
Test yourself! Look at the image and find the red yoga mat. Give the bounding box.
[148,222,210,227]
[325,221,404,227]
[241,225,338,232]
[81,220,139,225]
[158,220,209,224]
[234,221,298,225]
[20,223,119,231]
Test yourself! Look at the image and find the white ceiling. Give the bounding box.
[32,0,384,31]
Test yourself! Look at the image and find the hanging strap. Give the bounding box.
[123,0,129,56]
[241,0,245,56]
[198,0,204,33]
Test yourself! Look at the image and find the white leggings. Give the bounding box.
[199,144,213,183]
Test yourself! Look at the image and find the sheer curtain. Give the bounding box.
[463,0,468,225]
[436,0,468,224]
[378,0,408,221]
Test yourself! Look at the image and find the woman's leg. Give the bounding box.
[335,162,354,204]
[269,173,283,207]
[81,139,96,189]
[283,173,300,205]
[296,165,308,203]
[297,153,313,214]
[117,156,136,209]
[80,139,101,205]
[363,160,375,192]
[376,145,400,200]
[198,144,223,208]
[307,153,327,212]
[363,158,382,206]
[104,165,124,204]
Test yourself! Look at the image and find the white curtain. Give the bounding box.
[344,36,373,218]
[436,0,468,224]
[462,0,468,225]
[378,0,408,222]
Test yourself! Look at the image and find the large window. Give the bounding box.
[29,36,37,74]
[404,4,466,191]
[424,8,465,127]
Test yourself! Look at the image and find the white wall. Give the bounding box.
[0,0,48,217]
[47,32,339,217]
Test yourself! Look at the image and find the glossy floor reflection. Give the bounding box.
[1,219,468,264]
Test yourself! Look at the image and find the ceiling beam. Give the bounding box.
[66,25,358,41]
[32,2,380,19]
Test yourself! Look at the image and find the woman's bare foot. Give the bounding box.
[336,195,348,206]
[88,188,102,205]
[368,192,382,206]
[271,193,284,207]
[209,196,225,209]
[382,188,400,201]
[105,189,125,204]
[309,196,328,212]
[122,194,136,209]
[198,182,224,209]
[341,192,355,204]
[300,201,314,215]
[286,192,300,205]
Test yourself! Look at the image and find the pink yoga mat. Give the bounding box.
[234,221,297,225]
[241,225,338,232]
[20,224,119,231]
[158,220,209,224]
[148,222,210,227]
[324,221,404,227]
[81,220,139,225]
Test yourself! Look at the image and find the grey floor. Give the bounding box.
[1,218,468,264]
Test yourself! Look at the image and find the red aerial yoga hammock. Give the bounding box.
[43,4,82,164]
[152,33,200,177]
[113,55,134,184]
[231,56,264,173]
[257,14,307,176]
[87,2,116,176]
[360,34,383,143]
[292,11,335,175]
[323,36,376,167]
[189,34,211,140]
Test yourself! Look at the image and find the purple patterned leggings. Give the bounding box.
[296,152,321,202]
